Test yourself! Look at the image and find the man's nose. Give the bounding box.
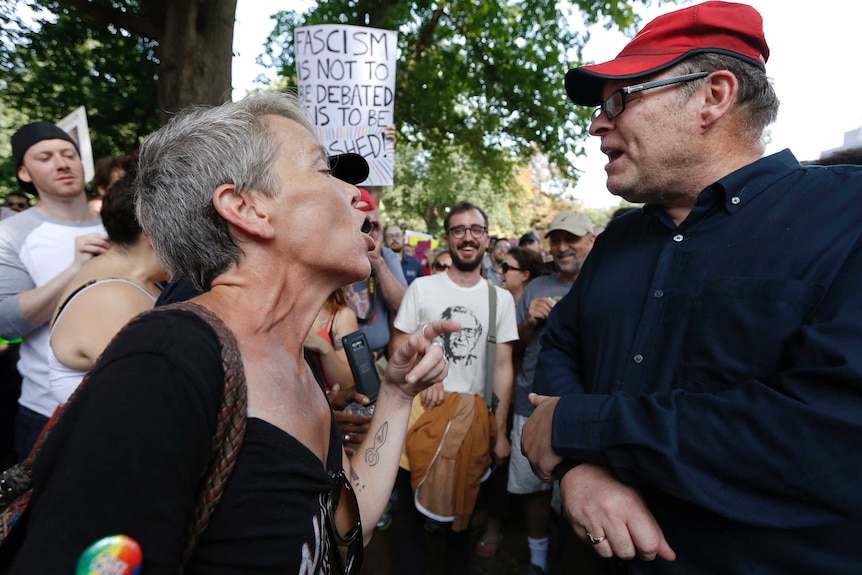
[55,155,72,170]
[588,110,611,136]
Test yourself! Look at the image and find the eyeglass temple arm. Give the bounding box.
[621,72,710,95]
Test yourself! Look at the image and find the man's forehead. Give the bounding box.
[25,138,78,155]
[450,209,484,224]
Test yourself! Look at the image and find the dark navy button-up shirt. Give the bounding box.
[535,150,862,574]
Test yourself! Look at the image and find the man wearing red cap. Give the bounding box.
[521,2,862,573]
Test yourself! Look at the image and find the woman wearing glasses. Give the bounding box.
[429,249,453,275]
[2,93,456,574]
[499,247,547,306]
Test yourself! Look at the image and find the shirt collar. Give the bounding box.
[644,149,802,223]
[713,149,801,215]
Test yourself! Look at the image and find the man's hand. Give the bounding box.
[72,233,110,271]
[526,297,555,328]
[493,432,511,462]
[521,393,563,482]
[366,216,384,263]
[330,385,373,456]
[559,463,676,562]
[326,383,367,411]
[420,382,445,411]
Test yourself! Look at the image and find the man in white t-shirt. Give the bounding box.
[0,121,108,460]
[391,201,518,575]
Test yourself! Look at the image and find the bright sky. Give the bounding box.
[233,0,862,208]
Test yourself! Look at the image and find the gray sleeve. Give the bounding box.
[0,219,39,340]
[382,247,407,286]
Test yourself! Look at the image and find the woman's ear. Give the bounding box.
[212,184,275,240]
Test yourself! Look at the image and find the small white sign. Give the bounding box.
[55,106,95,184]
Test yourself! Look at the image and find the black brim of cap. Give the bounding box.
[565,48,766,106]
[328,153,369,185]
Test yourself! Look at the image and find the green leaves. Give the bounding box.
[263,0,655,234]
[264,0,654,191]
[0,0,159,193]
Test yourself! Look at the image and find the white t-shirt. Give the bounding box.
[394,272,518,395]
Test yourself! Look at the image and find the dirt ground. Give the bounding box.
[360,498,606,575]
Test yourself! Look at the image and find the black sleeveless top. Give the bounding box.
[6,309,342,574]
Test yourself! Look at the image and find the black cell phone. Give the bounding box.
[341,331,380,404]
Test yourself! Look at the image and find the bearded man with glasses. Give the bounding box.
[521,2,862,574]
[390,200,518,575]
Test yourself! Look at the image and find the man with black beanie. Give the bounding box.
[0,121,108,460]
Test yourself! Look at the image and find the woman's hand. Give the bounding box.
[384,319,459,402]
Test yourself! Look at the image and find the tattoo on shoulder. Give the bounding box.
[364,421,389,466]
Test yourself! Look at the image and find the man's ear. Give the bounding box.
[699,70,737,130]
[17,165,33,184]
[211,184,275,240]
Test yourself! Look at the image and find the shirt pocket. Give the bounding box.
[678,277,824,393]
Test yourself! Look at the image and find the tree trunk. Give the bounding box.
[155,0,237,124]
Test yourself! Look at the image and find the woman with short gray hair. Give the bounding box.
[5,92,457,574]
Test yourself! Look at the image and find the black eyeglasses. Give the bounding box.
[325,470,363,575]
[4,200,28,210]
[592,72,710,121]
[434,261,451,270]
[500,262,522,273]
[448,224,487,239]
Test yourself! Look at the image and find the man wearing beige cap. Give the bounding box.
[508,210,594,575]
[521,1,862,573]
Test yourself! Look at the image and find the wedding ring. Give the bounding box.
[421,324,429,339]
[430,340,444,349]
[343,434,350,445]
[586,532,606,545]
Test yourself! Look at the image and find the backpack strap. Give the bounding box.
[484,285,497,410]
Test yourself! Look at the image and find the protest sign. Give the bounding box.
[295,24,397,185]
[56,106,95,184]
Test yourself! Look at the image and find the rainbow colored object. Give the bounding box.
[76,535,142,575]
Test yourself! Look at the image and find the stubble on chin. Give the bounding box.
[451,250,482,272]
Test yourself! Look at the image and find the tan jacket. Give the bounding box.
[405,392,496,532]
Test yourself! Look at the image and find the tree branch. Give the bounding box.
[401,1,447,87]
[61,0,162,42]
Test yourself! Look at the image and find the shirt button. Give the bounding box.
[673,234,684,243]
[633,354,644,364]
[731,196,741,205]
[654,290,664,298]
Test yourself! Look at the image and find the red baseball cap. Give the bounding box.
[565,1,769,106]
[355,187,376,212]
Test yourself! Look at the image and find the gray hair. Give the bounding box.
[672,53,780,143]
[135,92,318,292]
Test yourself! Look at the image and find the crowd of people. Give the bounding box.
[1,2,862,574]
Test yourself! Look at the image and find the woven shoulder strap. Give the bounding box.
[0,302,248,570]
[169,302,248,573]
